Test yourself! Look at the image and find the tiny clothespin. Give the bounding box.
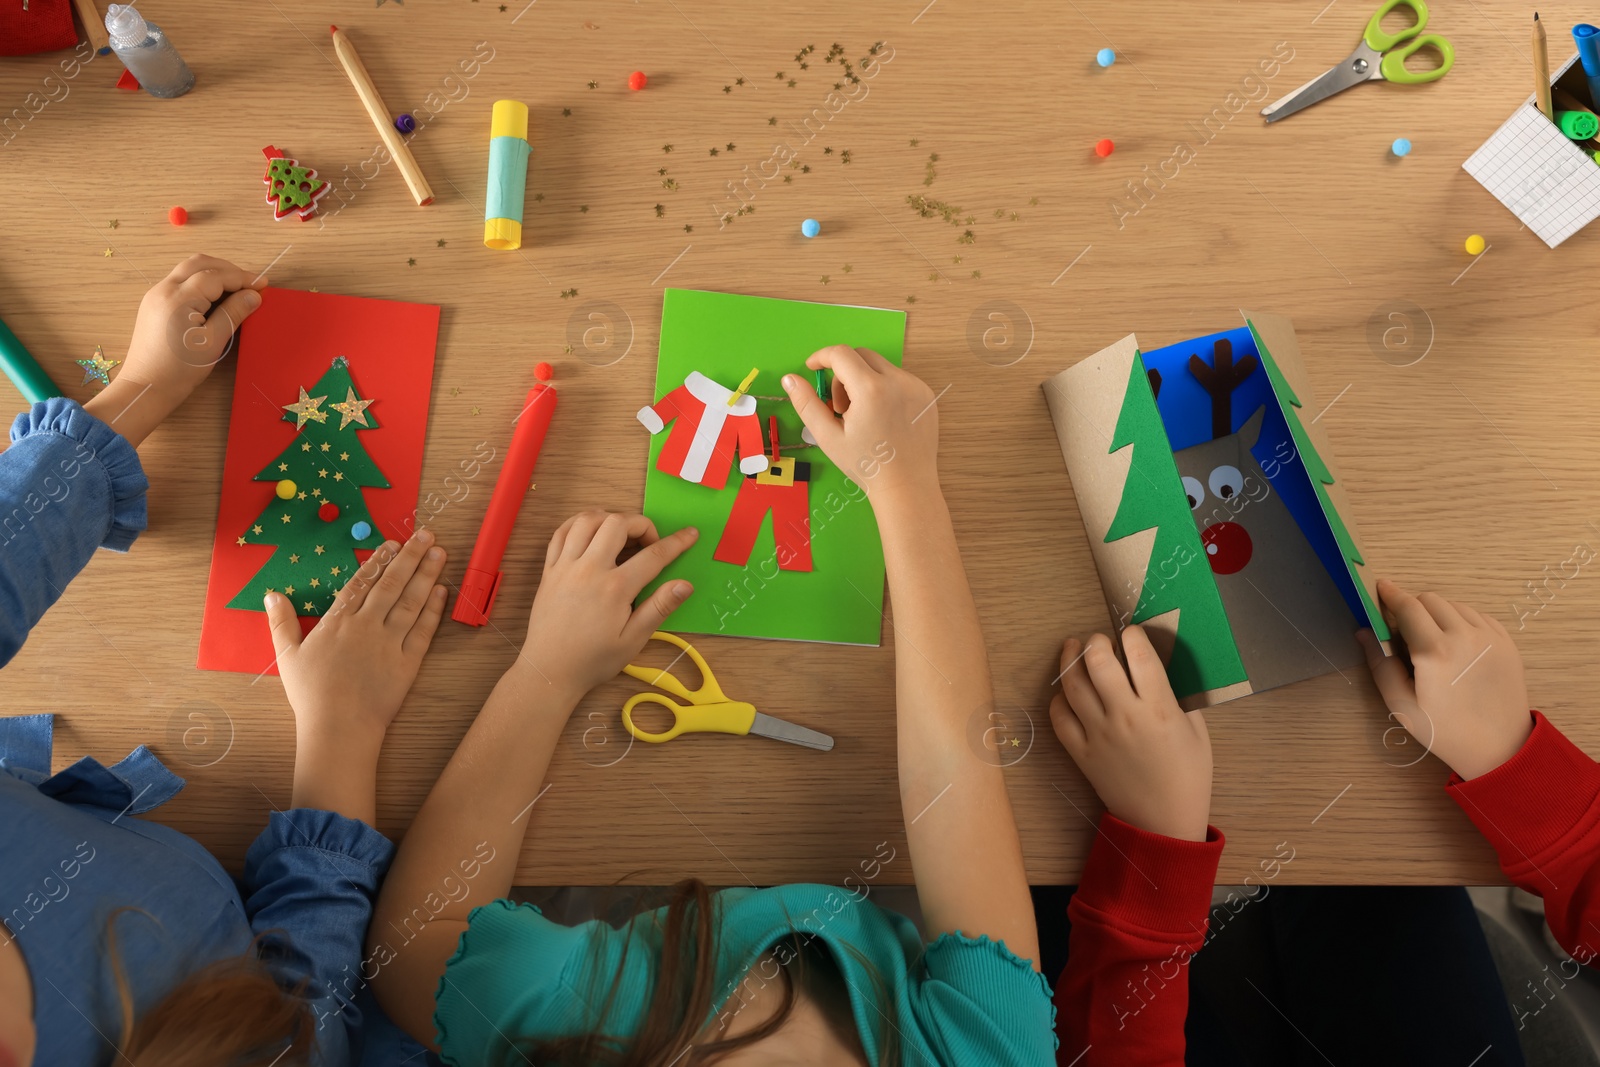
[813,368,829,400]
[728,367,759,407]
[768,415,781,462]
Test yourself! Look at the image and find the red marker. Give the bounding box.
[452,383,558,626]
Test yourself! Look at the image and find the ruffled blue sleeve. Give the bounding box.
[240,809,397,1067]
[914,932,1058,1066]
[0,398,148,666]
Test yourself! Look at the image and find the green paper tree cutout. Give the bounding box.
[265,156,328,220]
[227,357,387,617]
[1252,333,1390,641]
[1104,354,1247,698]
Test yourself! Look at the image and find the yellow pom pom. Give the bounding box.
[275,479,297,500]
[1464,234,1486,255]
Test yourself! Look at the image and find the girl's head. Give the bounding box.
[522,879,895,1067]
[108,910,315,1067]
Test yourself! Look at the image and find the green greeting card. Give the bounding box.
[637,289,906,644]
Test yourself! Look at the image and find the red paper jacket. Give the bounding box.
[1052,711,1600,1065]
[637,372,768,490]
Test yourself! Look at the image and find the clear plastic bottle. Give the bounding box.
[104,5,194,98]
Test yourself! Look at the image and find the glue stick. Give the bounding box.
[485,100,531,250]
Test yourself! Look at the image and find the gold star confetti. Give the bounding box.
[333,472,344,481]
[471,406,481,416]
[843,263,853,272]
[329,387,374,429]
[311,488,322,498]
[437,239,447,247]
[278,462,289,471]
[339,452,349,461]
[318,468,329,478]
[310,578,322,588]
[297,492,307,500]
[314,545,325,555]
[304,602,315,612]
[103,249,113,258]
[301,443,312,451]
[252,524,263,535]
[236,536,247,546]
[284,387,329,428]
[280,514,292,523]
[284,585,295,596]
[407,258,417,267]
[330,565,342,575]
[289,553,300,563]
[75,346,119,386]
[321,443,330,452]
[108,220,118,229]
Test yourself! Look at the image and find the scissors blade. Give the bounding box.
[1260,43,1382,122]
[749,712,835,752]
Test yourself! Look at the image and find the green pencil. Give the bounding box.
[0,315,61,404]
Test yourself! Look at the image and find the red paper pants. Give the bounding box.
[713,476,812,572]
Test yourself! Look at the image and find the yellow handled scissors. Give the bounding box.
[620,632,834,751]
[1261,0,1454,122]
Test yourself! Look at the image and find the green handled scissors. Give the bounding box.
[620,631,834,751]
[1261,0,1454,122]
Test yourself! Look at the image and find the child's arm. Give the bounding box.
[1362,579,1600,968]
[782,349,1039,967]
[0,256,263,667]
[239,528,448,1060]
[367,512,696,1047]
[1048,625,1222,1066]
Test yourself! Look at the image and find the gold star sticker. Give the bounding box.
[320,443,330,452]
[314,545,325,555]
[284,387,329,429]
[339,452,349,461]
[236,536,247,546]
[318,469,328,478]
[265,588,276,595]
[108,220,118,229]
[329,387,374,429]
[252,525,263,535]
[304,601,315,612]
[289,553,300,563]
[297,492,307,500]
[311,488,322,498]
[301,443,312,452]
[284,585,295,596]
[103,249,113,258]
[330,566,342,575]
[280,514,292,523]
[471,406,481,416]
[310,578,321,588]
[333,472,344,482]
[1010,738,1021,747]
[278,462,289,471]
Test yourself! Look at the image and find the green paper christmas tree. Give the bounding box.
[228,357,388,617]
[1103,354,1247,698]
[1253,337,1390,641]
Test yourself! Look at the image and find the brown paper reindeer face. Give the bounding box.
[1169,339,1361,692]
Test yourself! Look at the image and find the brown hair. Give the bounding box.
[107,908,316,1067]
[522,879,896,1067]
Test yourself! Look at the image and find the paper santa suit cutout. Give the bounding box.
[636,371,769,489]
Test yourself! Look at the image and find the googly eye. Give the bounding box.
[1182,476,1205,510]
[1209,465,1245,501]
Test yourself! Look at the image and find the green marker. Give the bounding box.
[0,315,60,405]
[1558,109,1599,140]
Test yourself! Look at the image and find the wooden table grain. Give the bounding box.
[0,1,1592,887]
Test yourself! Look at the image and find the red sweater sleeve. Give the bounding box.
[1446,711,1600,968]
[1054,814,1223,1067]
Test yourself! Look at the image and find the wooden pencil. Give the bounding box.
[1535,13,1555,120]
[328,25,435,207]
[71,0,110,55]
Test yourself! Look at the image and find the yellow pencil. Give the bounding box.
[1535,12,1555,121]
[71,0,110,55]
[328,25,435,207]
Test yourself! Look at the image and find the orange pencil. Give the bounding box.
[71,0,111,55]
[328,25,435,207]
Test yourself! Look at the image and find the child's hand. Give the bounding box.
[520,511,699,700]
[1049,625,1212,842]
[266,528,449,744]
[126,254,266,397]
[782,345,938,504]
[1359,579,1532,780]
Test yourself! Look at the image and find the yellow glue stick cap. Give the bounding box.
[485,217,522,250]
[490,100,529,140]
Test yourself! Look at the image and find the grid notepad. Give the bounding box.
[1463,56,1600,248]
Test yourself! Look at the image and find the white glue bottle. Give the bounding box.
[104,5,194,98]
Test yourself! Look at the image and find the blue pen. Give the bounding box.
[1573,24,1600,109]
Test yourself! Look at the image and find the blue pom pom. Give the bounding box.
[1391,137,1412,157]
[1096,48,1116,67]
[351,521,373,540]
[800,218,821,238]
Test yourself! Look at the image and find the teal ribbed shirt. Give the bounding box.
[434,886,1056,1065]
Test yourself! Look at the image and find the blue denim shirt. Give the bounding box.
[0,399,434,1066]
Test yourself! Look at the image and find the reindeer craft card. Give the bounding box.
[1042,312,1389,710]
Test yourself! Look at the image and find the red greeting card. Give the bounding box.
[198,287,440,674]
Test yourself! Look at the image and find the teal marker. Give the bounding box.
[0,315,61,404]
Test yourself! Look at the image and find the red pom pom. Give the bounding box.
[167,206,188,226]
[318,502,340,522]
[533,361,554,382]
[628,71,648,91]
[1094,138,1114,158]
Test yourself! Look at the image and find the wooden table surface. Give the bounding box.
[1,0,1593,886]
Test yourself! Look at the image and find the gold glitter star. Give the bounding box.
[333,472,344,481]
[304,601,315,612]
[108,220,118,229]
[283,585,295,596]
[278,462,289,471]
[471,406,481,416]
[280,514,292,523]
[103,249,113,258]
[321,443,330,452]
[310,578,321,588]
[76,346,120,386]
[318,469,328,478]
[236,536,247,546]
[301,443,312,451]
[297,492,307,500]
[329,387,374,429]
[339,452,349,461]
[252,524,263,535]
[314,545,325,555]
[289,553,300,563]
[284,387,329,429]
[330,566,342,575]
[311,488,322,498]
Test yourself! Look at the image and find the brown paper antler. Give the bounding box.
[1188,338,1259,439]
